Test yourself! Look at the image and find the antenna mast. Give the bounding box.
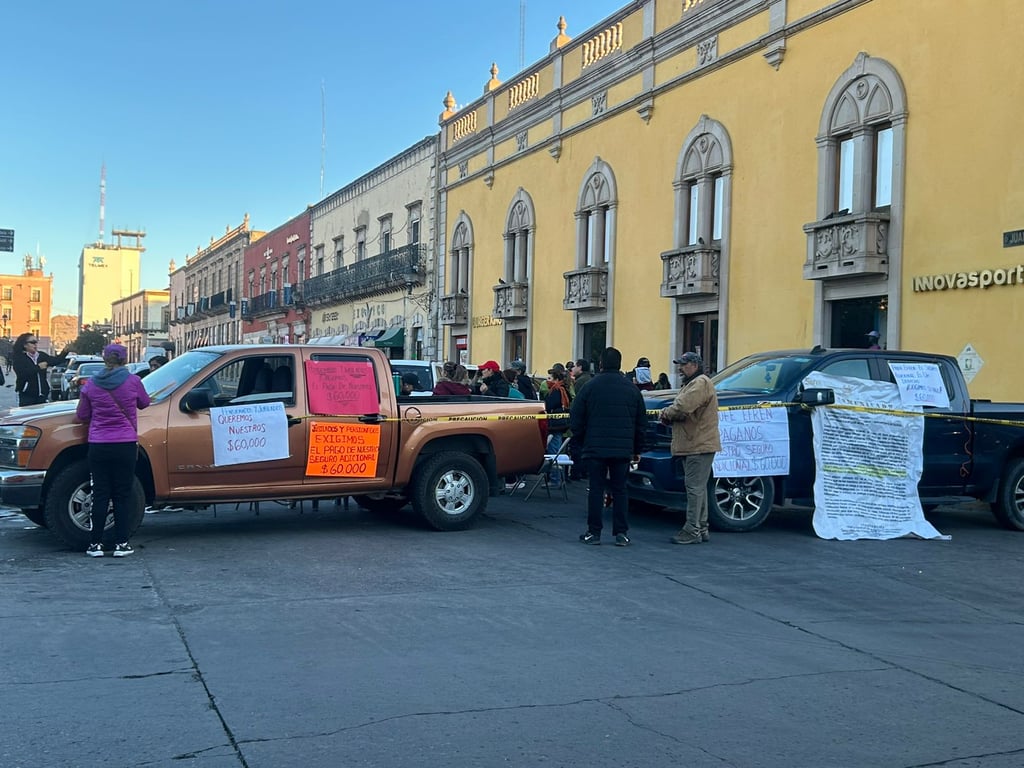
[519,0,526,69]
[320,80,326,200]
[99,162,106,244]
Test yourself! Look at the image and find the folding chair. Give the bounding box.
[524,436,573,501]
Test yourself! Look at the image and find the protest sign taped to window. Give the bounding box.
[888,362,951,408]
[804,372,947,541]
[713,406,790,478]
[211,402,289,466]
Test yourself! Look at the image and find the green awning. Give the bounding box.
[374,326,405,348]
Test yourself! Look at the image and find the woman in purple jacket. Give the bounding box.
[75,344,150,558]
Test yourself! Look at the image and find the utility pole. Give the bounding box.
[519,0,526,70]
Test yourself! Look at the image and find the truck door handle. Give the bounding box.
[359,414,385,424]
[287,417,303,427]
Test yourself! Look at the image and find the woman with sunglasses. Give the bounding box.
[12,332,64,406]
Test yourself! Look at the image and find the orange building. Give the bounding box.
[0,255,55,351]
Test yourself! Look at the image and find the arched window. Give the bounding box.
[449,214,473,294]
[674,115,733,249]
[575,158,618,268]
[816,52,907,220]
[503,189,535,283]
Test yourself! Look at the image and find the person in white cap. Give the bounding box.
[866,330,881,350]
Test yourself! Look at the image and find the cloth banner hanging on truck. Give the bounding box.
[804,372,946,541]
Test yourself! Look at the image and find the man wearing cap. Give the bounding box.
[866,330,881,350]
[660,351,721,545]
[475,360,510,397]
[75,343,151,558]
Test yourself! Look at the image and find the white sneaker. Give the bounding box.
[113,542,134,558]
[85,543,104,558]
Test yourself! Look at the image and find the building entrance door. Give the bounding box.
[683,313,719,374]
[581,321,606,369]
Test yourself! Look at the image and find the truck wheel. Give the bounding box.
[22,508,48,527]
[992,457,1024,531]
[353,494,409,514]
[410,451,487,531]
[43,460,146,549]
[709,475,774,532]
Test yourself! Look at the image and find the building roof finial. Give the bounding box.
[440,90,457,123]
[550,16,571,52]
[484,62,502,93]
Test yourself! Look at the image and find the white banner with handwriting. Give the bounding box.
[804,372,946,541]
[713,406,790,478]
[211,402,289,466]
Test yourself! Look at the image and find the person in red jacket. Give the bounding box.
[75,343,150,558]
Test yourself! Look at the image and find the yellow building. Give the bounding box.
[79,229,145,330]
[436,0,1023,399]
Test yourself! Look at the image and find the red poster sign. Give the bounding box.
[304,360,380,415]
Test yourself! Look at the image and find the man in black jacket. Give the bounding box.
[568,347,648,546]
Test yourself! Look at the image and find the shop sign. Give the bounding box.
[912,265,1024,292]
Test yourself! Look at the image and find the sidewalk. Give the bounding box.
[0,379,17,410]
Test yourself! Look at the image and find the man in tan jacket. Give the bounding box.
[659,351,722,544]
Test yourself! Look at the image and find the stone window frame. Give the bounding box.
[812,52,908,345]
[503,189,536,284]
[449,212,474,295]
[673,115,734,249]
[574,158,618,269]
[815,52,907,222]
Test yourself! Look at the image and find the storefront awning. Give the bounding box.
[374,326,405,348]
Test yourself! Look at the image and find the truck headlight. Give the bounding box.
[0,425,42,468]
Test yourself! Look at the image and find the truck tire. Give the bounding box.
[709,475,775,532]
[410,451,487,531]
[992,457,1024,531]
[353,494,409,514]
[43,460,146,550]
[22,508,47,528]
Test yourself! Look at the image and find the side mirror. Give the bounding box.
[796,387,835,406]
[180,388,214,413]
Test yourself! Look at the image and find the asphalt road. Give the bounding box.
[2,467,1023,768]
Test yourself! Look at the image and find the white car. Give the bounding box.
[54,355,103,400]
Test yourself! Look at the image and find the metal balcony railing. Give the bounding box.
[250,290,279,316]
[303,244,426,306]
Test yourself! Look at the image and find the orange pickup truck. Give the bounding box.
[0,345,547,549]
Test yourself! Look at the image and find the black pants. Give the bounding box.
[18,393,46,406]
[586,457,630,536]
[88,442,138,544]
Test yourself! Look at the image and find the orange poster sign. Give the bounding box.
[305,421,381,477]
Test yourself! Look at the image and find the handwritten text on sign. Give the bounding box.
[305,421,381,477]
[305,359,379,415]
[210,402,289,466]
[712,406,790,477]
[887,362,951,408]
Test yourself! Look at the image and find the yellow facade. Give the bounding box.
[437,0,1024,399]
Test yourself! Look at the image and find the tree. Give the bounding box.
[70,329,107,355]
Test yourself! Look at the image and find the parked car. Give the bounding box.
[0,344,547,548]
[66,362,106,399]
[628,347,1024,532]
[54,355,103,400]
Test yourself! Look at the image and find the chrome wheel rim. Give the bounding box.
[434,469,474,517]
[69,481,114,533]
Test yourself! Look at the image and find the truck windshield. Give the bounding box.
[143,350,222,403]
[712,354,815,396]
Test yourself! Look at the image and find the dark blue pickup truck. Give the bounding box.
[628,347,1024,532]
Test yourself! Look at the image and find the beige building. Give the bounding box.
[305,137,438,361]
[168,215,265,353]
[0,255,54,348]
[79,229,145,329]
[436,0,1024,399]
[111,289,170,363]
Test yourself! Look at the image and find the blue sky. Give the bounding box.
[1,0,627,316]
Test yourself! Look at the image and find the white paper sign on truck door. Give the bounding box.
[804,372,946,541]
[713,406,790,478]
[211,402,290,466]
